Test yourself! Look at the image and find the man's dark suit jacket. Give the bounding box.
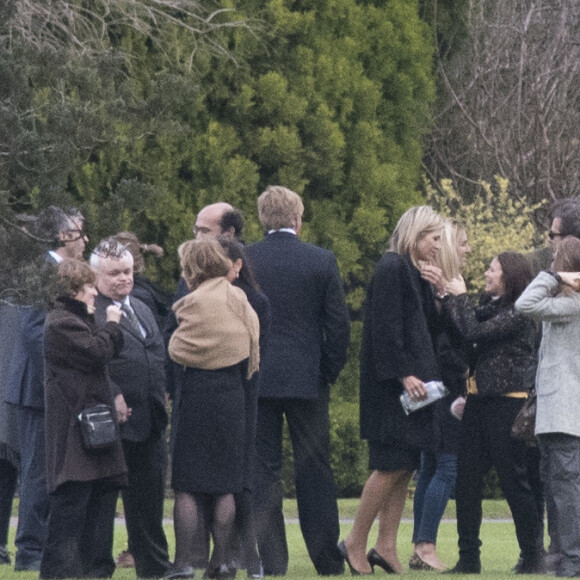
[246,231,350,398]
[94,294,168,442]
[5,308,46,410]
[5,254,58,410]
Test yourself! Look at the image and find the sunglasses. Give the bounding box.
[548,231,562,240]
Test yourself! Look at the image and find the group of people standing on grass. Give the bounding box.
[0,185,351,580]
[339,199,580,578]
[3,187,580,579]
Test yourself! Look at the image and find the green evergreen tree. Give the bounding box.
[1,0,436,495]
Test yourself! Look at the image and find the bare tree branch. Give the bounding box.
[426,0,580,211]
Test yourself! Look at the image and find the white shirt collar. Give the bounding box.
[48,250,63,263]
[113,296,132,309]
[268,228,297,235]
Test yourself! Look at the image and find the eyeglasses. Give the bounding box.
[548,231,562,240]
[67,228,86,238]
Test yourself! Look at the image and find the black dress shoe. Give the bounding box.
[444,561,481,574]
[516,554,547,575]
[204,564,236,579]
[0,546,11,565]
[337,541,373,576]
[246,561,263,579]
[367,549,397,574]
[164,566,195,579]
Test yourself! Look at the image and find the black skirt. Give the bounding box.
[368,439,421,472]
[172,363,245,495]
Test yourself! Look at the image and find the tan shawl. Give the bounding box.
[169,277,260,379]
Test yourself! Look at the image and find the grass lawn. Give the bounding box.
[1,499,547,579]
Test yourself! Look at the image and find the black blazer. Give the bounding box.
[359,253,440,444]
[246,232,350,399]
[443,293,537,396]
[94,293,168,442]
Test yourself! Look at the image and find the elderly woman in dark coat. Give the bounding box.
[339,206,444,575]
[40,259,128,580]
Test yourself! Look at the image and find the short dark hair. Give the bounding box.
[551,197,580,240]
[219,209,244,240]
[496,251,534,305]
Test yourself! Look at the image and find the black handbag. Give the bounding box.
[511,391,537,442]
[78,404,118,451]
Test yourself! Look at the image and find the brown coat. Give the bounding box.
[44,297,128,493]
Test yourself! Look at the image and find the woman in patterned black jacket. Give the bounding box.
[442,251,545,575]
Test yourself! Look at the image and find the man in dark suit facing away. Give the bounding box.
[6,206,88,572]
[246,186,350,576]
[90,238,170,579]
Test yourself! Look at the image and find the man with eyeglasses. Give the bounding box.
[548,198,580,247]
[519,196,580,574]
[5,206,87,571]
[527,197,580,275]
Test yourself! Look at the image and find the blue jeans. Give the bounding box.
[412,451,457,544]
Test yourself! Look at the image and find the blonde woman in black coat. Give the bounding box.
[339,206,444,575]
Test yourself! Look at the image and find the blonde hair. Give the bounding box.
[178,238,231,291]
[435,219,463,280]
[388,206,444,265]
[258,185,304,230]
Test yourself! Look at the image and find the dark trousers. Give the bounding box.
[253,394,344,576]
[15,407,49,569]
[0,458,17,546]
[101,434,170,578]
[455,396,543,566]
[538,433,580,577]
[40,480,117,579]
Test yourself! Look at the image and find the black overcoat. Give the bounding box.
[44,298,127,493]
[359,252,440,447]
[246,231,350,399]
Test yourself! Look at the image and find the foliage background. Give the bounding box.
[2,0,563,498]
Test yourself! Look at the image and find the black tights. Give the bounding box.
[173,492,235,570]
